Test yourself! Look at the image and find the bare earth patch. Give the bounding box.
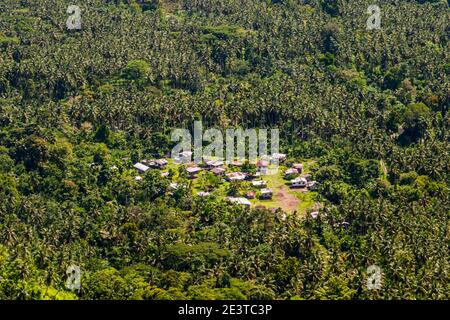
[275,185,300,213]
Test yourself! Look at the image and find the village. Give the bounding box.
[131,151,321,216]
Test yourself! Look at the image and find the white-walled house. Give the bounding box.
[186,166,202,177]
[259,188,273,199]
[271,153,287,162]
[205,160,224,168]
[149,159,168,168]
[133,162,150,173]
[291,177,307,188]
[211,167,226,176]
[284,168,298,176]
[307,181,318,190]
[227,197,251,207]
[226,172,246,181]
[252,180,268,188]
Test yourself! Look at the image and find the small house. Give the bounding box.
[211,167,226,176]
[291,177,307,188]
[246,191,256,199]
[259,188,273,200]
[205,160,224,168]
[197,191,210,197]
[227,197,251,207]
[252,180,268,188]
[169,183,182,190]
[230,160,243,167]
[226,172,246,181]
[284,168,298,176]
[133,162,150,173]
[244,172,257,181]
[149,159,168,168]
[186,166,202,178]
[271,153,287,162]
[293,163,303,173]
[135,176,143,181]
[307,181,318,191]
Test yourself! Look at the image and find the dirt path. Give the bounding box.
[275,185,301,213]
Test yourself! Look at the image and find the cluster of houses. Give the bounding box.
[133,159,169,172]
[283,163,318,191]
[133,158,169,181]
[131,151,318,207]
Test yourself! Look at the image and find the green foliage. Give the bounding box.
[140,170,170,201]
[321,0,341,17]
[93,143,111,164]
[399,171,418,185]
[121,60,151,85]
[0,0,448,301]
[83,268,130,300]
[201,25,249,41]
[0,35,19,46]
[94,124,112,144]
[164,242,230,271]
[0,147,14,173]
[313,276,357,300]
[398,102,431,144]
[345,158,380,187]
